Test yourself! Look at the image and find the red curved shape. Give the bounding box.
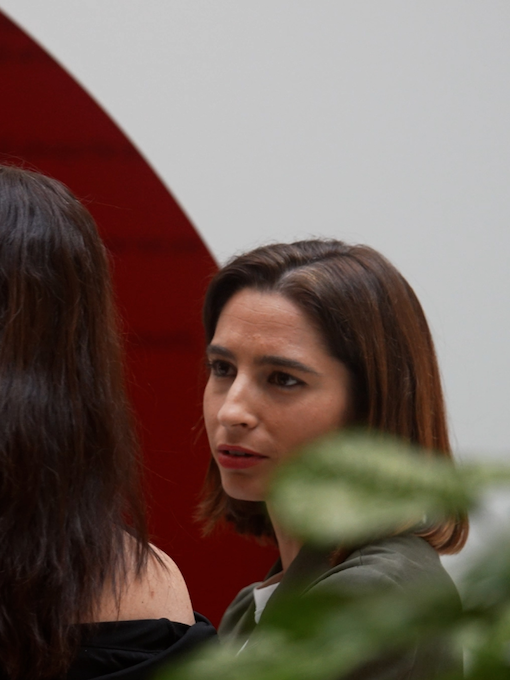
[0,12,276,625]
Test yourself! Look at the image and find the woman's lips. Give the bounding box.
[216,445,268,470]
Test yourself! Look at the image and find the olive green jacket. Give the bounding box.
[219,535,462,679]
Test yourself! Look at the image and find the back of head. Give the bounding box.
[201,239,468,553]
[0,165,148,679]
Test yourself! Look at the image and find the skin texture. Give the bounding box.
[204,289,351,536]
[92,543,195,625]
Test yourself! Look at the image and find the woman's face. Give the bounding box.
[203,288,351,502]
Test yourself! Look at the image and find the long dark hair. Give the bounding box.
[0,165,149,679]
[198,239,468,554]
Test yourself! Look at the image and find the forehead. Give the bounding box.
[213,289,326,353]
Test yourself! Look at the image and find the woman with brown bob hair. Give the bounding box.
[200,239,467,677]
[0,165,215,680]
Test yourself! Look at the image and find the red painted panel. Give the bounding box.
[0,12,276,625]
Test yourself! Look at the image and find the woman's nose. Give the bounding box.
[217,379,258,430]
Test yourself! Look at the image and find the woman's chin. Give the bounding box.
[221,481,266,503]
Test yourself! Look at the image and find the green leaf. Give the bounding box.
[157,431,510,680]
[269,431,510,546]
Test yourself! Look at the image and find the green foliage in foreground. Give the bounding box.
[270,432,510,546]
[159,432,510,680]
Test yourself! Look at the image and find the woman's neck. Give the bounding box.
[267,504,303,572]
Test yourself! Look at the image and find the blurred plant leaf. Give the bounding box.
[269,431,510,546]
[462,540,510,612]
[158,431,510,680]
[159,580,466,680]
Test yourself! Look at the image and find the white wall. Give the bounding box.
[2,0,509,570]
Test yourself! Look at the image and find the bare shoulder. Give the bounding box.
[95,543,195,625]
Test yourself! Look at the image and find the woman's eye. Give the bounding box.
[208,359,235,378]
[269,371,302,388]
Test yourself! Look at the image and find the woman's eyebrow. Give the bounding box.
[206,344,234,359]
[256,355,319,375]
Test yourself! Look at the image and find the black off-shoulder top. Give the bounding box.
[68,613,216,680]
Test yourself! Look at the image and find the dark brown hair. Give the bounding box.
[198,239,468,555]
[0,165,149,679]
